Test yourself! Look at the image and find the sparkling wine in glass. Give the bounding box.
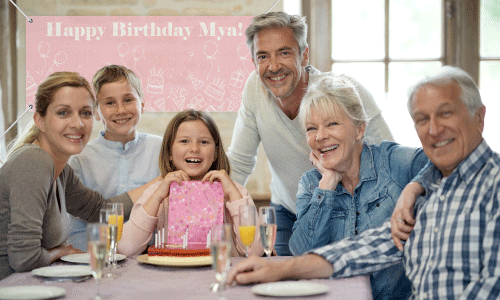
[107,203,123,268]
[210,224,232,294]
[238,205,256,257]
[259,206,277,257]
[87,223,108,300]
[99,208,114,278]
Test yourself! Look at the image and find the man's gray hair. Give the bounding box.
[245,12,308,59]
[407,66,483,117]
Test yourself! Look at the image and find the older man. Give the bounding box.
[228,66,500,299]
[227,12,393,256]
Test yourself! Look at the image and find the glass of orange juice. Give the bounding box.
[107,203,123,269]
[238,205,256,257]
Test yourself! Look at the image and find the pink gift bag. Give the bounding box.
[165,181,224,246]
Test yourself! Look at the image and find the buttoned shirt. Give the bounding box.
[312,140,500,299]
[67,131,162,251]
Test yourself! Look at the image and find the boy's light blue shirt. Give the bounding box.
[290,141,429,300]
[67,131,162,251]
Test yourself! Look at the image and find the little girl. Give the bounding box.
[118,110,263,257]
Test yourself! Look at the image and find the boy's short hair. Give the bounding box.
[92,65,143,101]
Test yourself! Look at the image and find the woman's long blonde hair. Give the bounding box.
[7,72,94,157]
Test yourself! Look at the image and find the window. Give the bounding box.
[290,0,500,151]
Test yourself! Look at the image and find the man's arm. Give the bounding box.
[227,254,334,285]
[229,221,403,285]
[227,72,262,186]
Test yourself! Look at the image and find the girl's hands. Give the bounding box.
[202,170,242,202]
[142,170,190,218]
[153,170,190,200]
[310,152,342,190]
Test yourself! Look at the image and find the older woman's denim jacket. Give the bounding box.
[290,141,428,300]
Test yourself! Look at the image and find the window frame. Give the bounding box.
[304,0,482,87]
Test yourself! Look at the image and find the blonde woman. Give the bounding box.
[0,72,144,279]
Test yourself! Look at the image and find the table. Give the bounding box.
[0,256,372,299]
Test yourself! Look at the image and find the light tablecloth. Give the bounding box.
[0,256,372,299]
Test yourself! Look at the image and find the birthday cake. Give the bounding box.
[147,244,210,262]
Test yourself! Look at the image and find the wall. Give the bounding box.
[15,0,277,199]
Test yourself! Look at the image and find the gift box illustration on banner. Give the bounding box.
[165,181,224,246]
[229,68,245,88]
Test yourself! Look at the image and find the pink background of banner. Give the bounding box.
[26,16,254,112]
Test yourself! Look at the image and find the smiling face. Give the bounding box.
[96,79,144,144]
[252,27,309,102]
[305,106,365,177]
[35,86,94,162]
[411,82,485,177]
[170,120,216,180]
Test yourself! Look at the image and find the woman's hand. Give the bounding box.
[390,182,423,251]
[49,243,84,263]
[310,152,342,190]
[202,170,242,202]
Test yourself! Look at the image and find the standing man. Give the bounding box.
[228,66,500,299]
[227,12,393,255]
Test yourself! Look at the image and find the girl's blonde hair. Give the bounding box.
[159,109,230,177]
[7,72,94,157]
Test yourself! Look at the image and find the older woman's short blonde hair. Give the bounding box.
[299,74,368,131]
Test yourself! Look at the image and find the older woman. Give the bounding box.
[288,75,428,300]
[0,72,143,280]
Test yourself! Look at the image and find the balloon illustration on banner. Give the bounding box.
[132,46,144,81]
[117,43,129,67]
[37,41,50,75]
[47,51,68,76]
[203,41,218,80]
[237,43,251,74]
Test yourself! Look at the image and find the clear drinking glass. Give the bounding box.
[107,203,123,269]
[99,208,114,279]
[238,205,256,257]
[87,223,108,300]
[210,224,232,294]
[259,206,277,257]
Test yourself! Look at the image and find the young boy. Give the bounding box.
[67,65,162,251]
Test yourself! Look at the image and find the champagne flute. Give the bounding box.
[99,208,114,278]
[210,224,232,294]
[107,203,123,268]
[238,205,256,257]
[259,206,277,257]
[87,223,108,300]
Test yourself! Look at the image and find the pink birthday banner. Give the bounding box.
[26,16,255,112]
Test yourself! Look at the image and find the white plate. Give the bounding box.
[251,281,329,297]
[61,253,126,264]
[31,265,92,278]
[0,285,66,300]
[137,254,212,267]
